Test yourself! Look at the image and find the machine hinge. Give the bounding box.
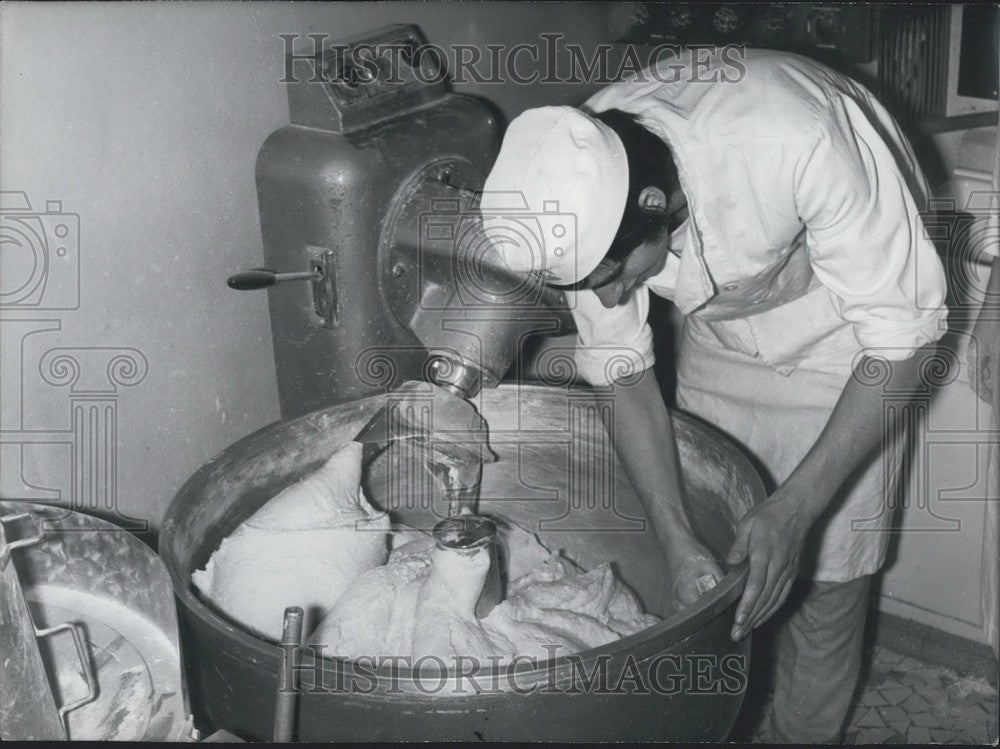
[307,247,339,329]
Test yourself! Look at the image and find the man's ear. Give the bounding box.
[638,186,668,213]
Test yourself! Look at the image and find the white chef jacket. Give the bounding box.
[565,49,950,582]
[568,48,948,387]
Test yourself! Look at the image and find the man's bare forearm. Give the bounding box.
[726,344,934,638]
[600,371,700,565]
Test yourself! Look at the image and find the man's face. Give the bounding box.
[591,230,672,308]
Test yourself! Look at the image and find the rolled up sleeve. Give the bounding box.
[566,287,655,386]
[794,97,948,361]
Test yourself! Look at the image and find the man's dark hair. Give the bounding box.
[591,109,681,263]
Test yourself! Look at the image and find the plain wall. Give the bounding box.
[878,125,999,646]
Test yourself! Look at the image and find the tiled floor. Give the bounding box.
[746,645,998,744]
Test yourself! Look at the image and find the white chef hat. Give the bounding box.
[479,106,629,284]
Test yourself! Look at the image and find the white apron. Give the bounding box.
[668,227,906,584]
[675,307,905,583]
[567,50,949,583]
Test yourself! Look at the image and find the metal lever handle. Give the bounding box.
[227,268,320,290]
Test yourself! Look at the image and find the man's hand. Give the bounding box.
[725,489,811,640]
[719,348,932,641]
[601,372,726,609]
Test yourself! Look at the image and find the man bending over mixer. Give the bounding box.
[479,48,947,743]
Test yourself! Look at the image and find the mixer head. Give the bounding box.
[383,174,569,400]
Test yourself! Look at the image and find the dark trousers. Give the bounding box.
[757,575,873,744]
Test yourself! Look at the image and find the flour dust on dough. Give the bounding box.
[192,440,659,661]
[191,441,389,640]
[309,521,660,664]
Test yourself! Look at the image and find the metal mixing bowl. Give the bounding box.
[160,384,763,741]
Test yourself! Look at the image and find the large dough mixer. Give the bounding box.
[160,384,763,741]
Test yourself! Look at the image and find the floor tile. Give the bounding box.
[947,702,988,722]
[913,666,945,683]
[906,725,932,743]
[855,707,887,728]
[846,704,868,725]
[901,692,931,713]
[886,719,911,736]
[901,671,928,688]
[897,656,926,671]
[929,728,957,743]
[861,690,888,707]
[966,723,992,744]
[879,686,913,705]
[877,705,908,723]
[909,712,938,728]
[913,683,948,706]
[928,703,954,721]
[867,668,891,686]
[744,639,998,744]
[856,726,897,744]
[876,648,905,665]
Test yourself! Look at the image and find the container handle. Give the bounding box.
[35,620,99,729]
[0,512,44,570]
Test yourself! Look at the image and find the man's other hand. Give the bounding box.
[725,490,811,640]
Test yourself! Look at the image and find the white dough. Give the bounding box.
[308,521,659,664]
[191,442,389,640]
[483,557,661,660]
[193,443,658,659]
[411,545,509,663]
